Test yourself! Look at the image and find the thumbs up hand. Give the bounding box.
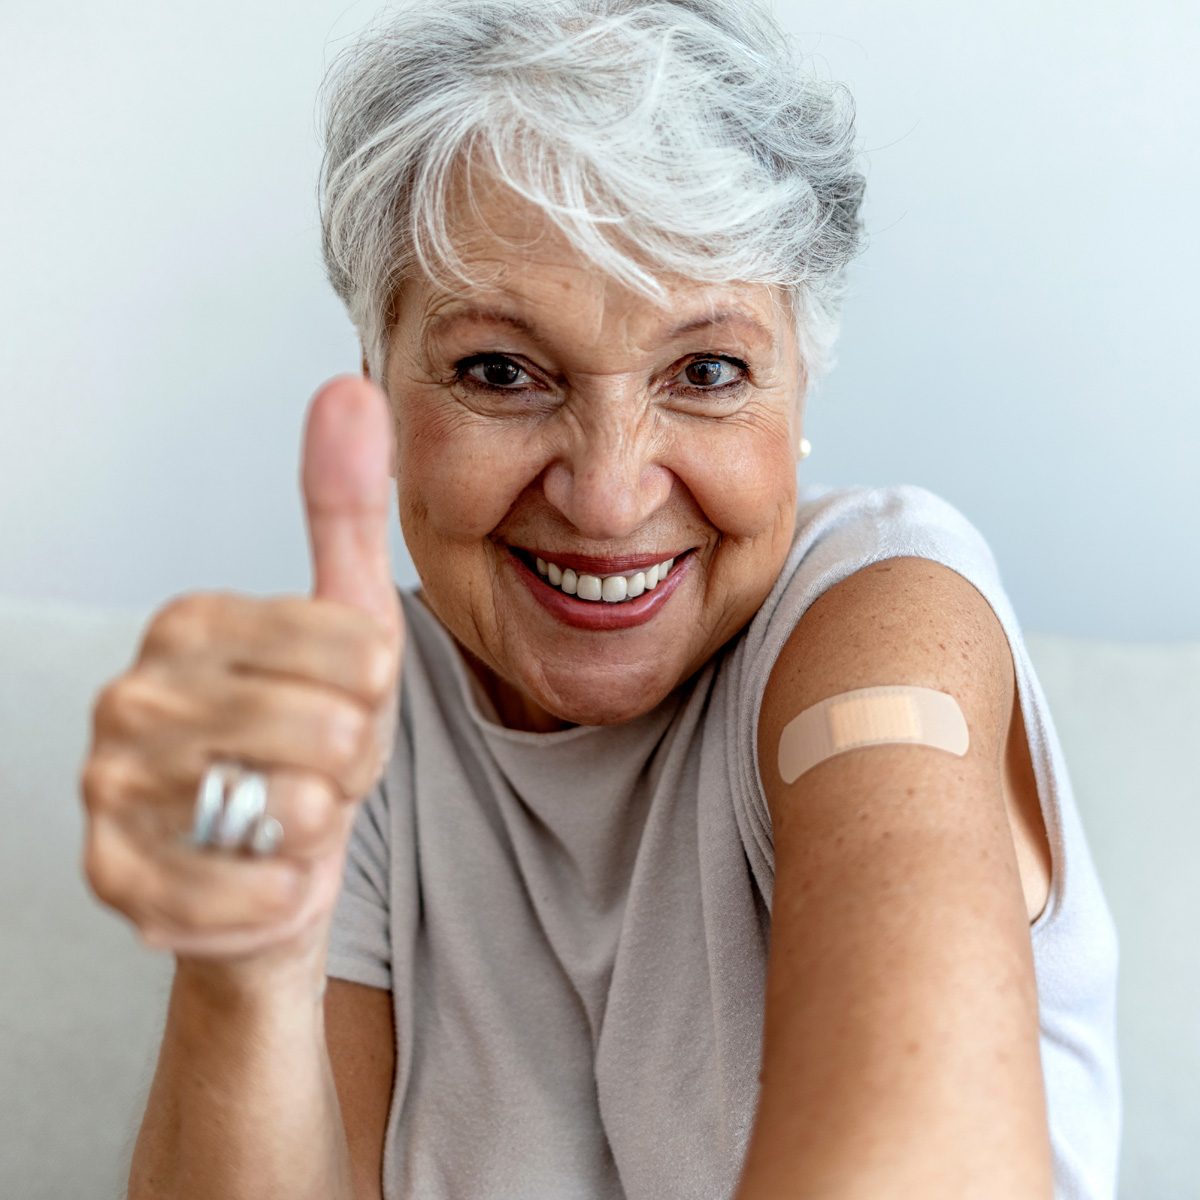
[302,375,404,790]
[80,375,406,972]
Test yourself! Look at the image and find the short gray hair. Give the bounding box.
[317,0,867,391]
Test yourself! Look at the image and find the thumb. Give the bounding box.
[301,375,399,638]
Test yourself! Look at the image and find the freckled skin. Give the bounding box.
[375,167,808,731]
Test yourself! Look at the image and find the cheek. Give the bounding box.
[670,420,796,540]
[396,399,543,544]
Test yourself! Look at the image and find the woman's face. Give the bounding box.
[380,174,805,730]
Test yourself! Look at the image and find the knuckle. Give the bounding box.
[90,677,129,734]
[359,636,397,704]
[79,753,133,816]
[344,739,384,801]
[81,843,111,905]
[319,699,370,772]
[288,778,337,845]
[91,672,163,738]
[81,829,126,910]
[142,593,216,658]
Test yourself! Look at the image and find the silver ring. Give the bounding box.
[212,768,266,849]
[247,814,284,856]
[190,761,279,855]
[190,764,227,846]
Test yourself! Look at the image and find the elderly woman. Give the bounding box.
[81,1,1120,1197]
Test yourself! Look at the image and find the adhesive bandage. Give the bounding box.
[776,685,969,785]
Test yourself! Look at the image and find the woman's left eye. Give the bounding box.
[679,357,746,390]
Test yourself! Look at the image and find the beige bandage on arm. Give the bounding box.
[777,685,970,785]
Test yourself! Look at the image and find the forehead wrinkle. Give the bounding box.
[419,297,779,360]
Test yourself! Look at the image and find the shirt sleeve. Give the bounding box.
[326,776,393,990]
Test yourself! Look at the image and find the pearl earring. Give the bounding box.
[799,437,812,460]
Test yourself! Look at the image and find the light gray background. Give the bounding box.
[0,0,1195,638]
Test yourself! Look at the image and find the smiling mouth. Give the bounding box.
[508,545,691,604]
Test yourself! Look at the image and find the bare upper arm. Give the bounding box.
[325,977,395,1200]
[738,555,1053,1198]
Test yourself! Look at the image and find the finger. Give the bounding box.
[301,376,400,641]
[137,591,398,709]
[84,750,355,863]
[94,665,381,802]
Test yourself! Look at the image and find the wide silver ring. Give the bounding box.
[190,761,281,856]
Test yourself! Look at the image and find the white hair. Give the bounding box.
[317,0,867,392]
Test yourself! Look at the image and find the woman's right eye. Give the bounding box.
[456,354,535,390]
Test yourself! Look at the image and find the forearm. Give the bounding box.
[128,952,356,1200]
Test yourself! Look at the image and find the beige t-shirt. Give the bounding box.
[327,482,1121,1200]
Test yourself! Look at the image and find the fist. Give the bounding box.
[79,376,403,967]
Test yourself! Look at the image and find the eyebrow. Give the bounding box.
[422,304,776,351]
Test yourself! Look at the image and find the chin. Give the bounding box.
[526,666,682,728]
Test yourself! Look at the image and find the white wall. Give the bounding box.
[0,0,1195,638]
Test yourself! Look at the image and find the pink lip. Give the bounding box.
[510,546,688,575]
[504,546,693,631]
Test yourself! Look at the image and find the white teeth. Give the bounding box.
[601,575,627,603]
[576,574,603,601]
[530,550,681,604]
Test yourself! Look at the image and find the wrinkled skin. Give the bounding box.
[379,169,809,731]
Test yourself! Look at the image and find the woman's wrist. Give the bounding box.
[130,917,354,1200]
[173,918,333,1015]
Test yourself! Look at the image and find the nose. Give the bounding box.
[542,422,673,542]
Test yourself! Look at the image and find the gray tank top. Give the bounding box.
[328,482,1121,1200]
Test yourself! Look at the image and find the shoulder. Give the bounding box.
[738,483,1011,724]
[757,553,1016,814]
[751,482,1004,649]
